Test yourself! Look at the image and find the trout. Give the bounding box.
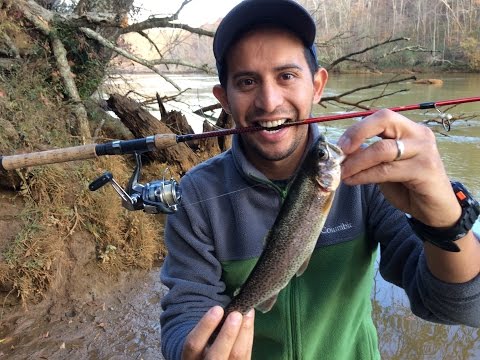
[224,135,344,318]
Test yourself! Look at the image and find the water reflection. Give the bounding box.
[373,295,480,359]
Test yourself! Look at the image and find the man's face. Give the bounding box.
[213,27,327,176]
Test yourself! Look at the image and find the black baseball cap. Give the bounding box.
[213,0,318,79]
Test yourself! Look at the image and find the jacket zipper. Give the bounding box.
[290,277,300,360]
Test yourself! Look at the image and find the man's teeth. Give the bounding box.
[259,119,287,128]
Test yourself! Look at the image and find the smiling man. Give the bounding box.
[213,26,327,180]
[160,1,480,359]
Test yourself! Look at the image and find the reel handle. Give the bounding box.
[89,172,113,191]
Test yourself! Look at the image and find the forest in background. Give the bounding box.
[119,0,480,73]
[302,0,480,71]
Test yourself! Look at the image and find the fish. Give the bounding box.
[224,134,344,317]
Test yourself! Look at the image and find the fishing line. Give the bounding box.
[178,183,264,210]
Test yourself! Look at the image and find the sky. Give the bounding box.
[134,0,242,26]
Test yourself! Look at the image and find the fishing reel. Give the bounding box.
[88,153,181,214]
[434,105,453,132]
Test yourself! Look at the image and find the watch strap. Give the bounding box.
[407,181,480,252]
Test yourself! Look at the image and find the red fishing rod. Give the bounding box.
[176,96,480,142]
[1,96,480,171]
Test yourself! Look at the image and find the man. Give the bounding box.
[160,0,480,359]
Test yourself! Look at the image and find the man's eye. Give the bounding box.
[238,78,255,87]
[281,73,295,81]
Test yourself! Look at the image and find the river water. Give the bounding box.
[103,72,480,359]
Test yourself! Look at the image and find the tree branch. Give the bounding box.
[322,75,416,102]
[79,26,181,91]
[320,76,416,110]
[11,0,91,141]
[149,59,214,74]
[326,37,410,70]
[123,18,214,37]
[137,30,168,69]
[50,36,91,141]
[170,0,194,21]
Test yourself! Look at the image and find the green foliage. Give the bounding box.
[54,23,105,99]
[460,36,480,71]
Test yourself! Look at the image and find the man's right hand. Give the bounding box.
[181,306,255,360]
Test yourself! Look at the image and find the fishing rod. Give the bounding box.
[1,96,479,215]
[1,96,479,172]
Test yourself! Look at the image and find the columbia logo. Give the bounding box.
[321,222,353,234]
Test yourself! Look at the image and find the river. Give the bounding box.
[102,72,480,359]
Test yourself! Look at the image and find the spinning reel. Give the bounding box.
[89,153,181,214]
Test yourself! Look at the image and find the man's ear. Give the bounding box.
[213,84,231,114]
[312,68,328,103]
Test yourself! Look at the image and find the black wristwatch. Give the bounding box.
[407,181,480,252]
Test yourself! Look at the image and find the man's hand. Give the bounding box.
[182,306,255,360]
[338,109,480,282]
[338,109,460,228]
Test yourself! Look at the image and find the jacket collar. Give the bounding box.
[231,124,321,183]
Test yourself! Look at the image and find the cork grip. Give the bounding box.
[1,144,98,171]
[153,134,178,149]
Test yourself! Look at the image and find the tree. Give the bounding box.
[1,0,215,142]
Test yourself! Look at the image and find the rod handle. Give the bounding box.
[1,144,98,171]
[153,134,178,149]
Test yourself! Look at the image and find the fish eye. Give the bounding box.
[317,148,329,160]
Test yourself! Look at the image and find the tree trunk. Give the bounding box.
[106,94,200,175]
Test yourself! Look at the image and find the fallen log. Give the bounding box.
[107,94,199,175]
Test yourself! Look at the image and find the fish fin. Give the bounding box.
[256,293,279,313]
[262,231,270,248]
[296,254,312,277]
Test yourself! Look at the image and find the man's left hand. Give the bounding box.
[338,109,461,228]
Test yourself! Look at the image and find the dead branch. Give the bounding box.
[374,45,430,61]
[50,36,91,141]
[149,59,214,74]
[156,92,167,118]
[123,18,214,38]
[141,89,191,107]
[321,76,416,110]
[326,37,410,70]
[322,75,416,103]
[106,94,201,174]
[171,0,194,21]
[137,30,168,69]
[356,89,409,106]
[12,0,91,141]
[193,103,222,116]
[79,26,181,91]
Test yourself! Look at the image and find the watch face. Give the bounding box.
[407,181,480,252]
[452,181,480,211]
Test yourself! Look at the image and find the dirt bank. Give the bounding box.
[0,186,167,359]
[0,266,166,359]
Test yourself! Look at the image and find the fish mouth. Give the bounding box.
[256,119,290,133]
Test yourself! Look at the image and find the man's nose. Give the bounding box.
[254,81,283,113]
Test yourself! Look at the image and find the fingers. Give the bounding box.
[207,309,255,360]
[182,306,224,360]
[337,108,460,225]
[341,139,408,181]
[207,311,243,357]
[229,309,255,359]
[338,109,421,155]
[182,307,255,360]
[339,109,440,185]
